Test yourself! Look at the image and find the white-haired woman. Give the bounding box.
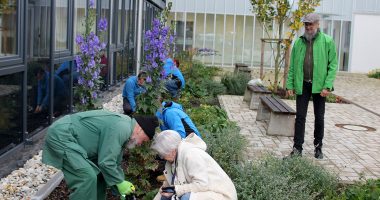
[151,130,237,200]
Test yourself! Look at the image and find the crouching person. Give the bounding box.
[151,130,237,200]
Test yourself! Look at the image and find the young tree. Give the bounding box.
[250,0,320,92]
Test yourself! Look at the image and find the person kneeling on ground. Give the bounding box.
[155,101,201,139]
[42,110,158,200]
[122,71,147,116]
[162,58,185,99]
[151,130,237,200]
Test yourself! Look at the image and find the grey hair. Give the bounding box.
[151,130,182,157]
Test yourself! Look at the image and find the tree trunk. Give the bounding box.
[283,46,291,89]
[273,21,283,93]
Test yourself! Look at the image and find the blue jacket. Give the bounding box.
[162,58,185,89]
[122,76,146,112]
[156,101,201,138]
[37,72,66,108]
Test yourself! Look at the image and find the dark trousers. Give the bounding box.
[123,98,133,116]
[293,81,326,151]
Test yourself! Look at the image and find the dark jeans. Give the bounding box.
[293,81,326,151]
[123,98,133,116]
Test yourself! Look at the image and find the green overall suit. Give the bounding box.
[42,110,135,200]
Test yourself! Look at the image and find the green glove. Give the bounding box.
[116,180,135,195]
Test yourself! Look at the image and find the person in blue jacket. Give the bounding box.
[55,61,79,85]
[155,101,201,139]
[122,71,147,116]
[34,67,67,114]
[162,58,185,98]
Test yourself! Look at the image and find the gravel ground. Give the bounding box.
[0,86,124,200]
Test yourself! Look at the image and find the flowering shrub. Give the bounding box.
[74,1,107,111]
[136,2,175,115]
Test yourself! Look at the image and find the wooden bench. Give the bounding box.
[256,96,296,137]
[234,63,251,75]
[243,85,272,109]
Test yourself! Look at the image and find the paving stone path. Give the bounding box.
[218,74,380,183]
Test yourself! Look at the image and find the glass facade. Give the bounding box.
[55,0,69,50]
[0,73,23,154]
[0,0,18,57]
[0,0,164,155]
[168,0,372,71]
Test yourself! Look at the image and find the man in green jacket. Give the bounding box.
[286,13,337,159]
[42,110,159,199]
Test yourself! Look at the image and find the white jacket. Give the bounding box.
[154,133,237,200]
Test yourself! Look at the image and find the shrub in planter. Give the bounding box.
[201,125,247,176]
[188,104,234,133]
[368,69,380,79]
[337,178,380,200]
[233,155,339,200]
[221,72,251,95]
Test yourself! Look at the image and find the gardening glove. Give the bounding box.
[116,180,135,196]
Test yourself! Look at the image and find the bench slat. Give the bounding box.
[260,96,296,114]
[247,85,271,94]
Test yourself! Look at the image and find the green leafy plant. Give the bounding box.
[221,72,251,95]
[334,179,380,200]
[202,125,247,176]
[233,155,339,200]
[122,142,159,197]
[368,69,380,79]
[188,104,235,133]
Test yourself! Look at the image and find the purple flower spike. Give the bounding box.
[98,18,108,32]
[89,0,95,8]
[146,76,152,83]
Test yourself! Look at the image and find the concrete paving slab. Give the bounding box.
[219,95,380,182]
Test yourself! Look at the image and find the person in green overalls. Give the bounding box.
[41,110,159,200]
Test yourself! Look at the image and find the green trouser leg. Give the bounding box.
[62,160,106,200]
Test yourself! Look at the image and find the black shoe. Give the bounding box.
[314,148,323,159]
[284,147,302,159]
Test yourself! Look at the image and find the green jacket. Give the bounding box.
[42,110,135,186]
[286,31,338,94]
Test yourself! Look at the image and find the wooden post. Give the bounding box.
[260,39,265,80]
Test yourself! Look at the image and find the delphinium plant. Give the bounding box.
[136,2,175,115]
[74,0,107,111]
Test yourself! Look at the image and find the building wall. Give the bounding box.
[169,0,380,72]
[349,13,380,73]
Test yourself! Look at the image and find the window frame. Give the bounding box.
[0,0,25,67]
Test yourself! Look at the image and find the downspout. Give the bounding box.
[136,0,144,75]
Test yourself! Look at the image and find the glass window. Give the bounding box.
[243,16,254,65]
[252,17,262,67]
[126,0,136,75]
[114,52,123,82]
[124,0,130,45]
[27,59,50,134]
[27,0,51,58]
[184,13,194,50]
[175,12,185,52]
[101,0,110,45]
[0,73,23,154]
[193,13,205,62]
[117,0,123,44]
[234,15,244,64]
[53,61,71,117]
[0,0,18,57]
[340,21,351,71]
[204,14,215,65]
[214,14,224,65]
[55,0,69,50]
[223,15,234,66]
[73,0,86,54]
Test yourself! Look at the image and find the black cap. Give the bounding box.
[134,115,159,139]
